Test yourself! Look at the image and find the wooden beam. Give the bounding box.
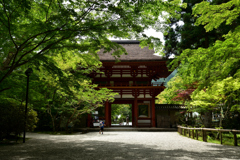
[96,86,165,89]
[93,77,151,81]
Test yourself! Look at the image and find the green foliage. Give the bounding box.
[30,53,117,132]
[163,0,237,58]
[193,0,240,32]
[190,77,240,112]
[0,48,117,132]
[0,99,38,141]
[0,0,184,132]
[157,76,185,104]
[0,0,183,88]
[159,0,240,129]
[168,0,240,107]
[182,129,240,146]
[175,112,186,125]
[222,113,240,129]
[111,104,131,124]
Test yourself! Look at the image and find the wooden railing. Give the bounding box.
[178,125,240,146]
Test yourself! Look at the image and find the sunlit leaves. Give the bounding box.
[0,0,183,87]
[158,0,240,116]
[193,0,240,32]
[157,76,184,104]
[191,77,240,112]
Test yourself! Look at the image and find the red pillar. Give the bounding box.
[132,103,134,126]
[105,101,110,127]
[87,114,91,127]
[151,98,156,127]
[109,104,112,127]
[133,97,138,127]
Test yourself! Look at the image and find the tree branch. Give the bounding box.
[9,0,23,18]
[13,33,50,67]
[1,0,18,50]
[0,17,8,28]
[0,87,11,93]
[15,35,69,68]
[75,3,95,26]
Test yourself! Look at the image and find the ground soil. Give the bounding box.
[0,131,239,160]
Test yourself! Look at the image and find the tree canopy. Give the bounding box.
[0,0,186,133]
[0,0,183,89]
[163,0,240,59]
[158,0,240,128]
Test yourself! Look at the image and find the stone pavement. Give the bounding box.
[0,131,239,160]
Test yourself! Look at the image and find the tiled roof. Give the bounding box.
[111,40,140,44]
[98,40,162,61]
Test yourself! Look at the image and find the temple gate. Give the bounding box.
[88,40,173,127]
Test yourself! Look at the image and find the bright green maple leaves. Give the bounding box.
[0,0,183,89]
[159,0,240,114]
[191,77,240,113]
[193,0,240,32]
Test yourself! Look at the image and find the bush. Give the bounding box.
[0,100,38,141]
[175,112,186,125]
[34,110,52,131]
[222,113,240,130]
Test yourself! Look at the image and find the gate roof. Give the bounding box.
[98,40,163,61]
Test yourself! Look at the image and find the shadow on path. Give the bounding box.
[0,133,239,160]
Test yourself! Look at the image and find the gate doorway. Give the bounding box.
[111,104,132,127]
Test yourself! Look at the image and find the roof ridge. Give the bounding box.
[98,42,162,61]
[110,40,140,44]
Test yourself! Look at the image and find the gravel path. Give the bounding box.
[0,131,239,160]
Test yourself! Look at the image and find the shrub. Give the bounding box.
[0,100,38,141]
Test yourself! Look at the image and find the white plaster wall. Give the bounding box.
[122,94,134,98]
[138,94,152,98]
[114,94,121,98]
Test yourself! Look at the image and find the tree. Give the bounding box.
[163,21,181,58]
[111,104,131,124]
[157,76,185,104]
[163,0,211,58]
[0,98,38,140]
[163,0,239,58]
[169,0,240,92]
[164,0,240,127]
[0,0,183,92]
[0,48,117,132]
[29,53,117,132]
[0,0,186,132]
[190,77,240,127]
[193,0,240,33]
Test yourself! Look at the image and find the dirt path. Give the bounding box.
[0,132,239,160]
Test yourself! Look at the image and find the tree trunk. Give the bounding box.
[47,109,56,132]
[51,118,55,132]
[203,111,212,128]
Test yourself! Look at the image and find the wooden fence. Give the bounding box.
[178,125,240,146]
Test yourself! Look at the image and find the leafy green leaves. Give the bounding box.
[0,0,183,86]
[159,0,240,117]
[193,0,240,32]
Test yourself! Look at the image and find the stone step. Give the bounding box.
[75,127,177,132]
